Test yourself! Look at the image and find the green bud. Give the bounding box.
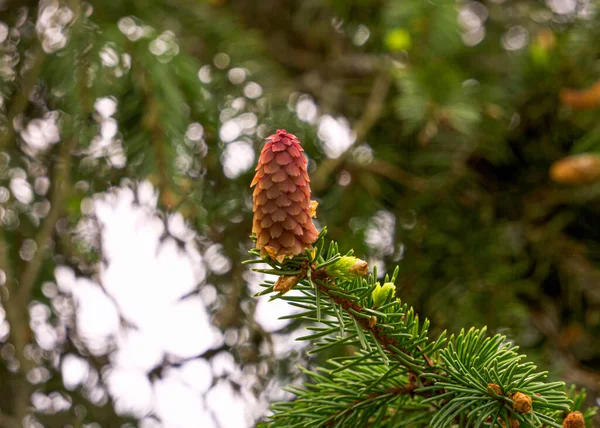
[324,256,368,281]
[372,282,396,308]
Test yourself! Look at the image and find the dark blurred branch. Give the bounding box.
[529,308,600,390]
[138,69,175,209]
[351,160,429,192]
[19,0,86,306]
[0,412,20,428]
[0,229,32,425]
[0,45,45,151]
[353,72,392,142]
[17,136,77,306]
[270,35,383,77]
[2,5,84,424]
[312,71,392,193]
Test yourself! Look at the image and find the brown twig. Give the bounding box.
[323,383,426,427]
[311,266,435,374]
[312,71,392,193]
[347,159,429,192]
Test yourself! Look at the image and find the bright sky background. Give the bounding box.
[0,22,392,422]
[55,184,273,427]
[0,87,396,427]
[36,95,389,425]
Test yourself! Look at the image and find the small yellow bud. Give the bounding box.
[372,282,396,308]
[324,256,369,281]
[487,383,503,396]
[309,200,318,218]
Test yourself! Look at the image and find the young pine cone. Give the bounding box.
[251,129,319,263]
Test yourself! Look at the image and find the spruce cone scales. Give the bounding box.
[251,129,319,263]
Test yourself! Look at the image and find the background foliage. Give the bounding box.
[0,0,600,426]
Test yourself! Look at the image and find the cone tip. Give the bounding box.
[268,129,300,143]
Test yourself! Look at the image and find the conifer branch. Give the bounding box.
[249,232,590,427]
[249,129,593,427]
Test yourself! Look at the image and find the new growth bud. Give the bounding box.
[251,130,319,263]
[562,411,585,428]
[372,282,396,308]
[324,256,368,281]
[510,392,532,414]
[487,383,502,396]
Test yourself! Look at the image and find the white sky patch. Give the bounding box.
[66,184,230,423]
[55,265,76,293]
[158,297,218,359]
[198,65,212,84]
[546,0,577,14]
[219,120,242,143]
[21,112,61,151]
[185,122,204,142]
[101,118,118,139]
[88,97,127,168]
[95,188,216,354]
[36,3,71,53]
[207,380,253,428]
[168,212,194,242]
[317,115,356,159]
[501,26,529,51]
[243,82,262,99]
[61,354,90,390]
[9,177,33,204]
[353,24,370,46]
[155,375,215,428]
[271,328,311,357]
[72,277,120,355]
[0,23,8,44]
[228,67,247,85]
[296,96,318,123]
[221,140,255,179]
[177,358,213,394]
[365,210,396,257]
[254,295,300,333]
[106,368,154,417]
[111,329,164,372]
[94,97,117,118]
[244,269,303,333]
[53,182,305,427]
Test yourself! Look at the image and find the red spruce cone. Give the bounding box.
[251,129,319,263]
